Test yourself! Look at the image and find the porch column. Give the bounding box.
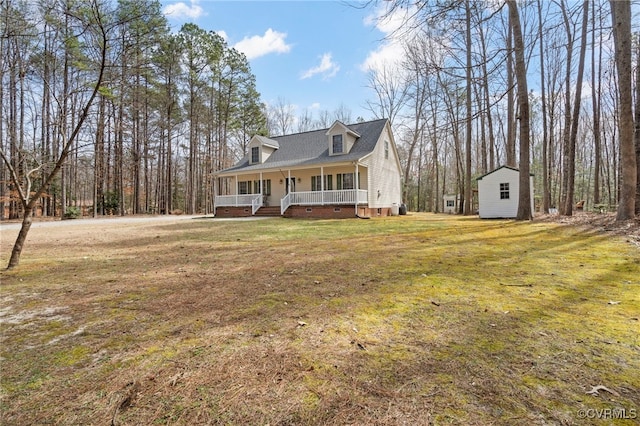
[259,172,264,207]
[354,163,359,215]
[235,175,238,206]
[287,169,291,194]
[320,166,324,205]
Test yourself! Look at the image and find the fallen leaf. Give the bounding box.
[608,301,621,305]
[297,321,307,327]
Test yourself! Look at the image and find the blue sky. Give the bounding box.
[160,0,400,122]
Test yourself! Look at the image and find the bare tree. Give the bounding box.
[506,0,532,220]
[297,109,315,132]
[364,64,408,126]
[559,0,589,216]
[270,97,295,135]
[634,31,640,216]
[0,0,110,269]
[609,0,637,221]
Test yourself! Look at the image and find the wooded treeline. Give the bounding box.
[362,0,639,218]
[1,0,638,222]
[0,0,266,219]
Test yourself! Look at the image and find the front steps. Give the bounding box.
[254,206,282,217]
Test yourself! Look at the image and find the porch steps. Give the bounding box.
[254,206,282,217]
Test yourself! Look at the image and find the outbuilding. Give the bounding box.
[443,194,459,214]
[477,165,534,219]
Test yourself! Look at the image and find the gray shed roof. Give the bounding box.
[217,118,389,176]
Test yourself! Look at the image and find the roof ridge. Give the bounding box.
[269,118,387,139]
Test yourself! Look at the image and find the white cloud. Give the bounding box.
[361,43,405,74]
[216,30,229,42]
[301,53,340,80]
[162,0,205,20]
[233,29,292,60]
[361,3,418,73]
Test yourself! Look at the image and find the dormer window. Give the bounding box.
[251,146,260,164]
[332,134,343,154]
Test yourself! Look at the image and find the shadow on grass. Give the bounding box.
[1,214,638,425]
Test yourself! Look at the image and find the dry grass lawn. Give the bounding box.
[1,213,639,425]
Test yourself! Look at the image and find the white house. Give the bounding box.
[477,165,534,219]
[213,119,403,218]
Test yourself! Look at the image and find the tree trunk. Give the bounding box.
[506,14,516,168]
[463,0,472,215]
[609,0,637,221]
[507,0,532,221]
[560,0,589,216]
[6,205,33,269]
[537,0,550,213]
[591,0,603,206]
[559,0,574,216]
[634,31,640,216]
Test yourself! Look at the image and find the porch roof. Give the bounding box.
[216,118,387,177]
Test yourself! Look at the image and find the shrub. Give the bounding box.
[63,206,81,220]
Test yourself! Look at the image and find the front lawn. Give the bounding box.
[1,214,638,425]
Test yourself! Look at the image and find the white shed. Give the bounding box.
[477,166,534,219]
[443,194,459,214]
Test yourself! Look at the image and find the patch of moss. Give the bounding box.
[53,345,90,367]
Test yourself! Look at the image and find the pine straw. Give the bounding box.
[1,214,638,425]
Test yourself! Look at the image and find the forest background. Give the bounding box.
[0,0,639,223]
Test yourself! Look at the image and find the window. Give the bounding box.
[446,200,455,207]
[500,182,510,199]
[337,173,354,190]
[332,134,343,154]
[311,176,322,191]
[311,175,332,191]
[251,146,260,163]
[238,181,250,194]
[384,141,389,159]
[253,179,271,195]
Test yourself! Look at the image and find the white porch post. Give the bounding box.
[260,172,263,194]
[235,175,238,206]
[287,169,291,194]
[354,163,359,215]
[320,166,324,205]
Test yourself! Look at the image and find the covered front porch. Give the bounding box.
[214,164,369,217]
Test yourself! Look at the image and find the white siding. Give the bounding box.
[362,123,403,208]
[443,195,459,214]
[478,167,534,218]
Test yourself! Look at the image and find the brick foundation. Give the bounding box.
[284,205,393,219]
[214,206,253,217]
[215,205,394,219]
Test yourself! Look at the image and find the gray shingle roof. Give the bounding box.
[217,118,388,175]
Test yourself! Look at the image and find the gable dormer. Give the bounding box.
[248,135,279,164]
[326,121,360,156]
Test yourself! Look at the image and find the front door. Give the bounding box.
[286,177,296,194]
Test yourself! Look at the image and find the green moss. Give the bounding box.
[53,346,89,367]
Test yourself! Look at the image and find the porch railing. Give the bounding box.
[288,189,368,206]
[215,194,262,208]
[251,196,262,215]
[218,190,368,215]
[281,193,291,215]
